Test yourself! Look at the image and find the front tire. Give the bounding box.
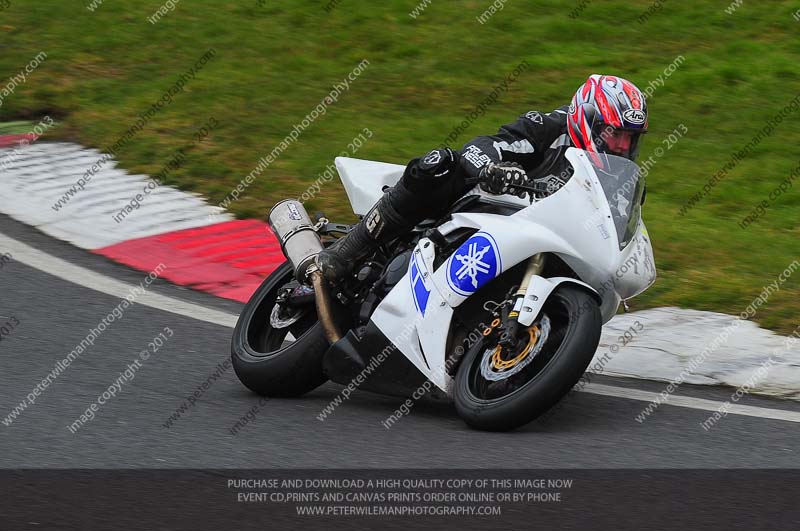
[454,285,602,431]
[231,261,330,397]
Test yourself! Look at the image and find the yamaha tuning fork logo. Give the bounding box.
[446,232,502,296]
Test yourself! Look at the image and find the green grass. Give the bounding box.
[0,1,798,333]
[0,121,36,134]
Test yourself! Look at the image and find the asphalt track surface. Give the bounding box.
[2,212,800,469]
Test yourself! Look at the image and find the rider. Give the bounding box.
[317,74,649,282]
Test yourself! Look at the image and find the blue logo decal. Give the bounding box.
[447,232,502,296]
[410,253,431,315]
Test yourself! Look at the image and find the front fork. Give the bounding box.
[498,253,546,346]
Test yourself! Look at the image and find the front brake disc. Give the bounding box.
[479,315,551,382]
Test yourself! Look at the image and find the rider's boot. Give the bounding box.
[316,184,419,283]
[316,148,462,283]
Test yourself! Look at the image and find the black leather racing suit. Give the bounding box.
[381,105,574,231]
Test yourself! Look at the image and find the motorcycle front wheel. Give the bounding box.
[454,284,602,432]
[231,261,330,397]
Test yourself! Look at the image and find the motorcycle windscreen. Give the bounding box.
[587,153,645,250]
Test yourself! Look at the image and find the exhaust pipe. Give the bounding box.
[309,268,342,344]
[267,200,342,343]
[268,199,324,283]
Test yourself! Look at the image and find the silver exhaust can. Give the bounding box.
[267,199,323,282]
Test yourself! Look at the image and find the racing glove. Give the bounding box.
[478,162,532,198]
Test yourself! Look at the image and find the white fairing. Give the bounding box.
[339,148,657,396]
[335,157,404,216]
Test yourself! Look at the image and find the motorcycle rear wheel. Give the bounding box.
[231,261,330,397]
[454,284,602,431]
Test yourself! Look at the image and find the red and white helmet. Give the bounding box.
[567,74,648,163]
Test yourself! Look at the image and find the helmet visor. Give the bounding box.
[593,123,645,161]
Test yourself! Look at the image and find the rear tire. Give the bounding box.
[454,285,602,431]
[231,262,329,397]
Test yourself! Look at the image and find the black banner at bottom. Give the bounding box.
[3,469,797,529]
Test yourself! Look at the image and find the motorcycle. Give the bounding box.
[231,147,657,431]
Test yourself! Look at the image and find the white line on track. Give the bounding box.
[583,383,800,423]
[3,230,799,424]
[0,232,239,328]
